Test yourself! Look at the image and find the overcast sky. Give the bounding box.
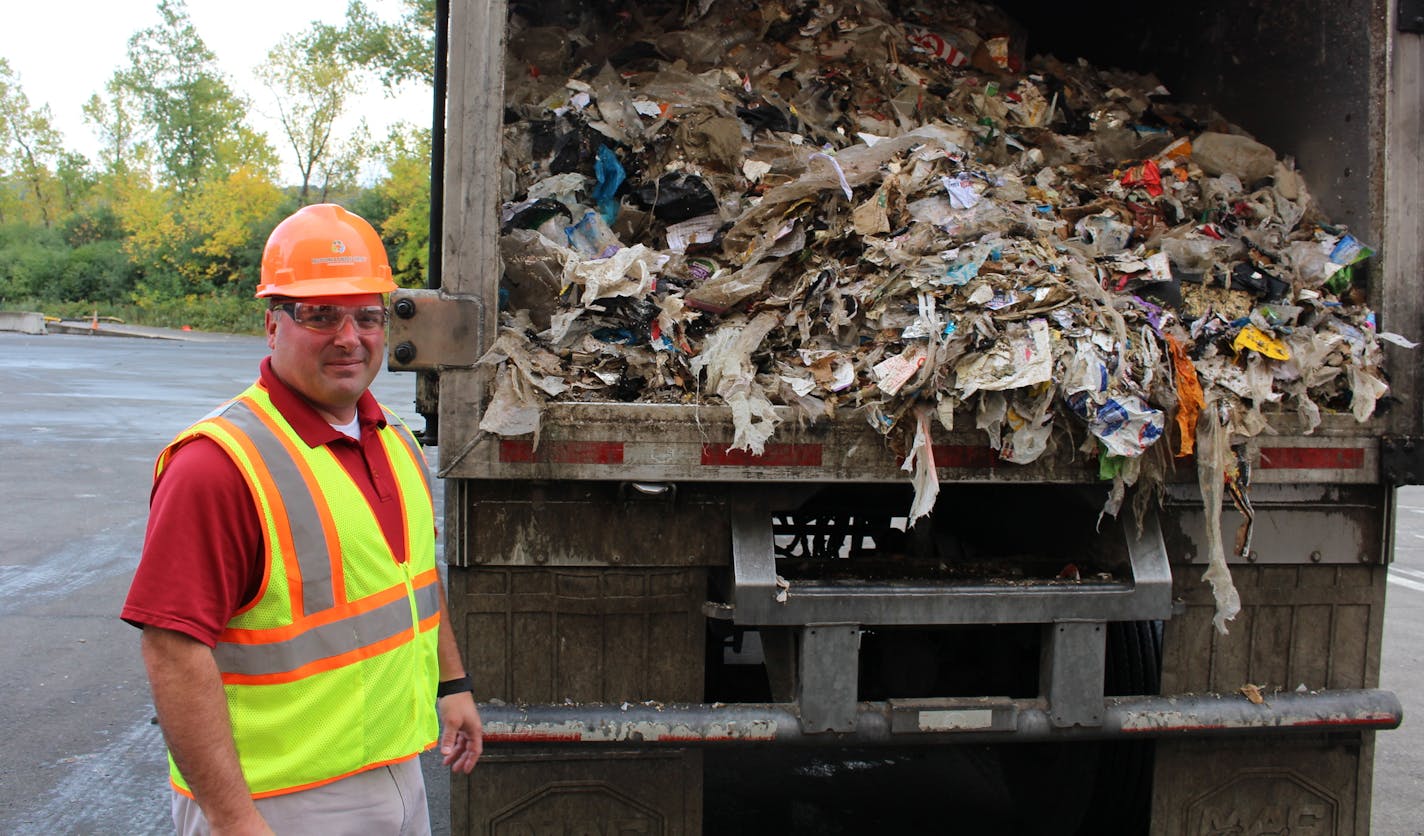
[2,0,431,184]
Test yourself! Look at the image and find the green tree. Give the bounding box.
[186,168,288,291]
[115,0,275,192]
[83,78,149,179]
[121,168,285,299]
[258,32,361,204]
[0,58,66,227]
[320,2,437,286]
[94,0,285,327]
[329,0,436,89]
[55,151,97,216]
[315,124,373,205]
[364,125,431,288]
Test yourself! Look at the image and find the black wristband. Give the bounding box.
[437,675,474,698]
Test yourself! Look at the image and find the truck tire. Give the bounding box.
[1079,619,1163,835]
[1001,620,1163,836]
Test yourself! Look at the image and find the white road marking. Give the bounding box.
[1388,571,1424,594]
[1390,565,1424,583]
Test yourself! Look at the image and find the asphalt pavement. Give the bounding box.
[0,329,444,834]
[0,328,1420,834]
[1376,489,1424,836]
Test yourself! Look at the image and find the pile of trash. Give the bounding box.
[480,0,1405,627]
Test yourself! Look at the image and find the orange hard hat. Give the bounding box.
[256,203,397,298]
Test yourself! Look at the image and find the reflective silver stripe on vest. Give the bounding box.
[381,409,430,493]
[220,400,336,616]
[216,581,442,677]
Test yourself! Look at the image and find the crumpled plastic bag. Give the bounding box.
[1191,131,1278,183]
[1349,366,1390,422]
[570,244,669,306]
[1066,392,1165,458]
[477,328,572,441]
[1000,384,1055,464]
[686,260,782,313]
[479,365,545,439]
[690,312,782,454]
[1166,335,1204,456]
[501,229,571,329]
[1196,406,1243,634]
[902,405,939,522]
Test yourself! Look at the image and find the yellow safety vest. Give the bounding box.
[155,382,441,798]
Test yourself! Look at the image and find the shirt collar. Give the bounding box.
[258,357,386,448]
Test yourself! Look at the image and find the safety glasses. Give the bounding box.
[274,302,389,334]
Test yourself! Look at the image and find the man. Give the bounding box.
[123,204,481,835]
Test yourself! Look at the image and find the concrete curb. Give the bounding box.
[0,311,46,335]
[46,321,182,340]
[42,321,256,343]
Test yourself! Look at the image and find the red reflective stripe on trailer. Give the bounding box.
[701,444,823,467]
[1258,446,1365,470]
[930,445,1000,468]
[1290,714,1400,729]
[499,440,625,464]
[1120,713,1398,734]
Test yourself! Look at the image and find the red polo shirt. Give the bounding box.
[122,358,419,646]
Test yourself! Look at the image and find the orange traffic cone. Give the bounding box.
[90,309,99,331]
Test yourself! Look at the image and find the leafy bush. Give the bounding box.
[128,287,267,334]
[62,205,125,247]
[58,240,137,303]
[0,223,67,301]
[0,218,139,305]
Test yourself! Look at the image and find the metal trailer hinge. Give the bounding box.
[1401,0,1424,32]
[386,289,485,372]
[1380,435,1424,485]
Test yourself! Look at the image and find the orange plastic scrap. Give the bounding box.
[1159,137,1193,160]
[1167,335,1204,457]
[1119,159,1163,197]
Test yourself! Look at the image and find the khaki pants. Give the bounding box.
[171,756,431,836]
